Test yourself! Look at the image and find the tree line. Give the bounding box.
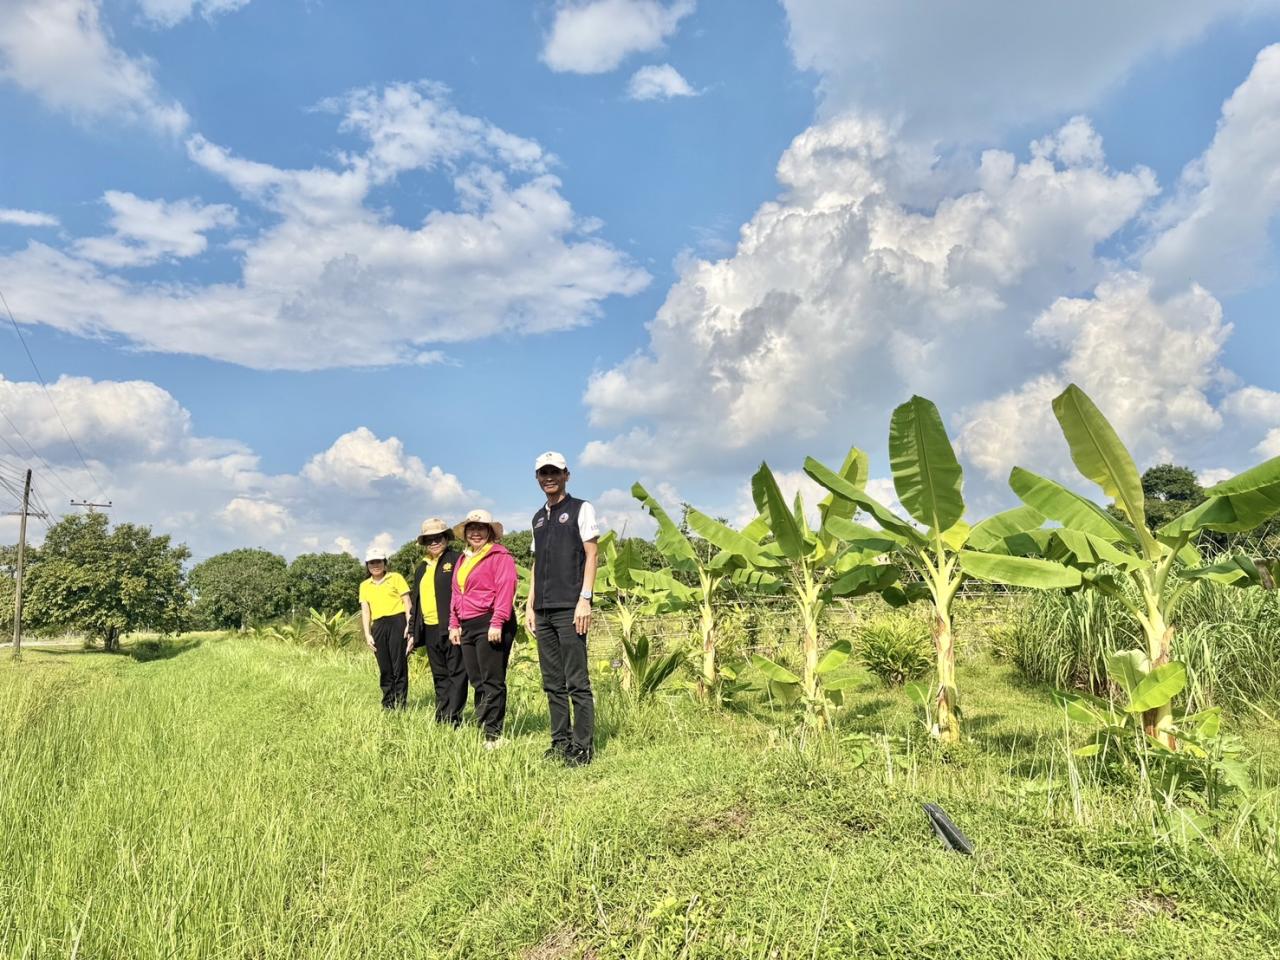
[1,514,664,646]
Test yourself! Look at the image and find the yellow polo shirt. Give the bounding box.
[419,557,440,626]
[360,572,409,620]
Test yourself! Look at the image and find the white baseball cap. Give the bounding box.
[535,451,568,471]
[364,547,390,564]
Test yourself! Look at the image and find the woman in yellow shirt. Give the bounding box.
[359,547,412,709]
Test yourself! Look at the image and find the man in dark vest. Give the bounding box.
[409,517,467,725]
[525,451,600,765]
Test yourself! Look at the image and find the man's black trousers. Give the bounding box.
[458,615,513,740]
[418,623,469,724]
[535,607,594,755]
[372,613,408,709]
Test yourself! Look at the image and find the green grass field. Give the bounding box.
[2,634,1278,959]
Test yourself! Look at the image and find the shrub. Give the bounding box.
[858,614,932,687]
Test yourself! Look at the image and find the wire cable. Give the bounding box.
[0,286,105,501]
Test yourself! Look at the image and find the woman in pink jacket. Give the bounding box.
[448,509,519,747]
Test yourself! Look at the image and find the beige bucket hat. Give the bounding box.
[417,517,450,543]
[453,508,504,541]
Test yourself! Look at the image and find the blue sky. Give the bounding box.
[2,1,1280,560]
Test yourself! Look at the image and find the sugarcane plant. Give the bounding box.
[805,396,1082,742]
[991,384,1280,750]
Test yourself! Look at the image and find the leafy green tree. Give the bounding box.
[1108,464,1205,532]
[502,529,533,560]
[287,552,364,616]
[388,539,420,580]
[190,549,288,630]
[24,513,191,650]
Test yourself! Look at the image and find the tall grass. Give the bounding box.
[2,635,1278,958]
[1005,577,1280,711]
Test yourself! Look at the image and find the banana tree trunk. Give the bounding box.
[1142,616,1177,749]
[932,611,960,743]
[698,599,716,703]
[801,615,819,701]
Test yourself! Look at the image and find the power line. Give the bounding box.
[0,402,77,498]
[0,286,106,502]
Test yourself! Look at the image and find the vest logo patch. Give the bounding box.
[443,563,453,572]
[535,517,546,528]
[558,513,569,523]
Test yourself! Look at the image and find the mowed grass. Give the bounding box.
[2,634,1278,959]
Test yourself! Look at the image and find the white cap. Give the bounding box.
[535,451,568,471]
[364,547,389,564]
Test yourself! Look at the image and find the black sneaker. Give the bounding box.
[543,743,569,762]
[565,745,593,767]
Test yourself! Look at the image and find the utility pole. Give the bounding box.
[12,470,31,659]
[69,499,112,513]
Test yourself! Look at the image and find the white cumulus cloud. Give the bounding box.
[627,63,697,101]
[582,115,1157,475]
[542,0,694,74]
[0,374,483,559]
[137,0,251,28]
[0,81,648,370]
[781,0,1280,138]
[0,0,189,133]
[0,209,59,228]
[73,191,236,268]
[1143,44,1280,294]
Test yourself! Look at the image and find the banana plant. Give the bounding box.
[593,531,690,693]
[805,397,1081,742]
[683,453,899,723]
[998,384,1280,749]
[630,483,741,702]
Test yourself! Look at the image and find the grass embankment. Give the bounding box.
[2,634,1277,959]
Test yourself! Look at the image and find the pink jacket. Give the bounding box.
[449,543,518,630]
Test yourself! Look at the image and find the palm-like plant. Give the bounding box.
[987,384,1280,749]
[806,397,1080,742]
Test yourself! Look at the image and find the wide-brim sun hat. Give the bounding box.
[453,508,504,541]
[417,517,450,543]
[364,546,390,564]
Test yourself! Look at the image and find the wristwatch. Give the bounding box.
[580,590,593,601]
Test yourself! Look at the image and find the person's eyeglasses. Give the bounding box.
[537,467,564,477]
[422,535,446,545]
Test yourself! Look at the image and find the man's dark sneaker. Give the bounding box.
[565,745,593,767]
[543,743,569,762]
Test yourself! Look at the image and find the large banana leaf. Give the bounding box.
[818,445,869,536]
[966,505,1045,552]
[1158,485,1280,537]
[1051,528,1149,571]
[1052,384,1146,533]
[1009,467,1138,545]
[1107,650,1151,699]
[684,508,779,569]
[804,456,926,546]
[1184,554,1278,589]
[823,516,904,555]
[957,551,1083,588]
[1203,455,1280,496]
[828,562,900,598]
[889,395,965,533]
[631,568,699,604]
[1125,661,1187,713]
[631,482,698,572]
[815,639,852,675]
[754,462,807,561]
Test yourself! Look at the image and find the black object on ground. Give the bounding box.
[924,802,974,855]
